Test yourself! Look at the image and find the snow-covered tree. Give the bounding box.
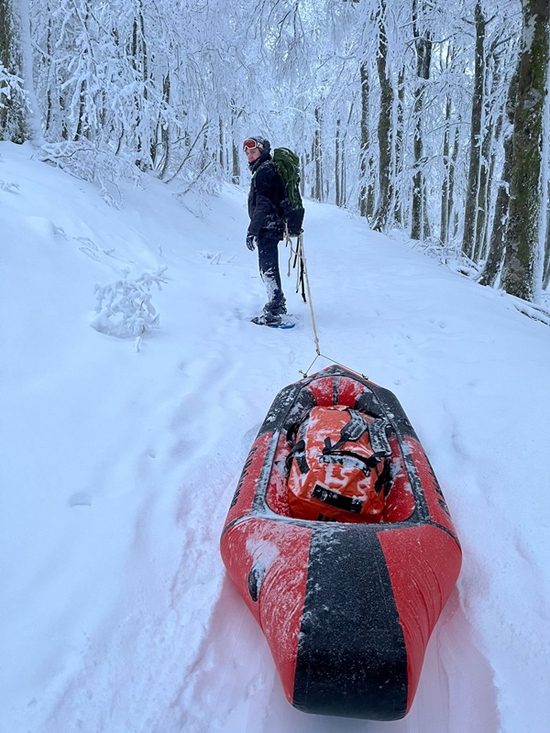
[0,0,30,142]
[501,0,549,302]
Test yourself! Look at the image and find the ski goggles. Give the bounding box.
[243,138,263,153]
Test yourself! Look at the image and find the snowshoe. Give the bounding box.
[251,313,296,329]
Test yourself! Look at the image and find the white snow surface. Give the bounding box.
[2,141,550,733]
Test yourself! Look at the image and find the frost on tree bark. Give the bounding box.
[312,107,323,201]
[440,94,453,246]
[544,213,550,288]
[502,0,549,302]
[410,0,432,242]
[544,186,550,288]
[0,0,29,143]
[440,40,461,249]
[371,0,394,232]
[462,0,486,260]
[479,132,514,286]
[479,70,518,287]
[337,102,353,208]
[473,101,493,262]
[475,38,511,264]
[156,73,171,179]
[131,3,152,170]
[359,60,375,218]
[393,67,405,226]
[230,99,243,185]
[335,117,342,207]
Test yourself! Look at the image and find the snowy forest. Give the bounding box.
[3,3,550,731]
[1,0,549,305]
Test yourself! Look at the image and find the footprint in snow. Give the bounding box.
[68,492,93,507]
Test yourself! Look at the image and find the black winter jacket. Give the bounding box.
[247,153,285,240]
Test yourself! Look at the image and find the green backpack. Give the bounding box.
[272,147,305,237]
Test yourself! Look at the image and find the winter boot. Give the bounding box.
[252,312,283,327]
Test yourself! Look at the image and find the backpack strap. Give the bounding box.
[285,439,309,475]
[320,411,392,477]
[367,418,392,457]
[311,485,364,515]
[334,410,369,448]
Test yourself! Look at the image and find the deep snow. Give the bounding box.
[2,141,550,733]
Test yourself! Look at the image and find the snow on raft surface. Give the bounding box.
[1,140,550,733]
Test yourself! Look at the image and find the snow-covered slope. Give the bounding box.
[2,141,549,733]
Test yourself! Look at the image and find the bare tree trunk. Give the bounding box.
[359,61,374,218]
[479,131,513,286]
[422,180,431,239]
[475,43,507,263]
[472,116,492,261]
[341,147,347,208]
[462,0,486,259]
[0,0,30,143]
[340,103,353,209]
[18,0,40,142]
[218,116,224,172]
[439,41,458,247]
[231,142,240,185]
[230,98,242,185]
[371,0,394,232]
[543,192,550,288]
[158,73,171,179]
[394,67,405,226]
[411,0,432,241]
[502,0,549,301]
[312,107,323,201]
[335,117,342,207]
[481,114,501,262]
[74,79,87,140]
[440,95,452,246]
[131,3,150,170]
[449,122,460,238]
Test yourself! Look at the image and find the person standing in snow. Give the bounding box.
[243,136,287,327]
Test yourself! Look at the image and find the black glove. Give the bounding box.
[246,234,256,251]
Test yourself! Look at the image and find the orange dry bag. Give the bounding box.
[287,406,392,523]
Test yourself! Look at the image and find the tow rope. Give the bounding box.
[284,225,368,380]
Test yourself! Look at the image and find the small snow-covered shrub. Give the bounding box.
[91,268,167,346]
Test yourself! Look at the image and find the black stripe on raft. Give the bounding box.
[258,384,317,436]
[333,376,339,405]
[293,526,408,720]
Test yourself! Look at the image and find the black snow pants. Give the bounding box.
[257,232,286,316]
